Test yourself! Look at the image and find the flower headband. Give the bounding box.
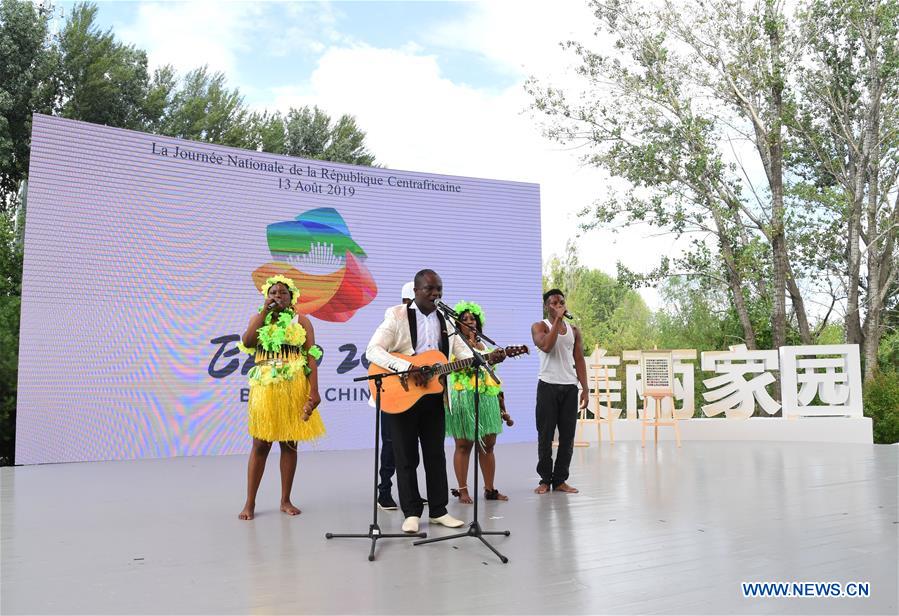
[261,275,300,306]
[454,300,486,327]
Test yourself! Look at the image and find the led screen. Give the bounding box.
[17,114,542,464]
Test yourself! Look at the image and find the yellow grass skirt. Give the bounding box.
[247,373,325,443]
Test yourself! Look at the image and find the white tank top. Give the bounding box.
[537,319,578,384]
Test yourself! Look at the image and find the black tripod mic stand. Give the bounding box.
[325,367,426,561]
[413,307,510,563]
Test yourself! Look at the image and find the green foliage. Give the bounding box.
[543,245,655,354]
[878,330,899,370]
[863,369,899,444]
[0,0,56,200]
[271,106,376,165]
[0,294,19,464]
[157,66,251,147]
[0,201,21,465]
[249,110,287,154]
[654,278,744,350]
[598,292,656,355]
[815,323,845,345]
[241,106,376,165]
[56,3,159,130]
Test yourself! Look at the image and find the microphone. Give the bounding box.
[564,311,574,320]
[267,301,278,311]
[435,300,459,317]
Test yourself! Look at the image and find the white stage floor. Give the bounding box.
[2,441,897,615]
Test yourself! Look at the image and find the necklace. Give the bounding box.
[257,309,307,352]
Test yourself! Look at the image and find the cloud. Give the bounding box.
[268,1,352,57]
[114,1,345,77]
[270,42,666,308]
[114,1,261,75]
[425,0,597,78]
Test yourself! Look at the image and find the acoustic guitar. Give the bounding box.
[368,346,530,413]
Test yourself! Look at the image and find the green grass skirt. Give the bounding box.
[445,389,503,441]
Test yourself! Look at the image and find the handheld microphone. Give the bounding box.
[563,311,574,320]
[267,301,278,311]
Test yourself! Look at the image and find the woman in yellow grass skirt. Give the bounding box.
[237,275,325,520]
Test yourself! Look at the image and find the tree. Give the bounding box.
[0,0,56,207]
[654,277,746,352]
[789,0,899,379]
[242,106,376,166]
[528,0,809,350]
[0,190,22,465]
[543,243,655,354]
[528,0,897,378]
[247,110,288,155]
[158,66,252,148]
[55,3,162,131]
[283,106,376,165]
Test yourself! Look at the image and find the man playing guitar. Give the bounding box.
[365,269,505,533]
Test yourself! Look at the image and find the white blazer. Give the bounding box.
[366,304,474,373]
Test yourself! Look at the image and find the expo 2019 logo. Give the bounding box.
[252,207,378,322]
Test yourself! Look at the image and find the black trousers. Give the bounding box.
[378,411,395,496]
[390,393,449,518]
[535,380,579,487]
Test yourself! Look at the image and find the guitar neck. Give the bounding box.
[437,355,489,376]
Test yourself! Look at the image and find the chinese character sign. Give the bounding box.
[700,345,781,419]
[588,347,622,420]
[779,345,863,417]
[617,345,863,421]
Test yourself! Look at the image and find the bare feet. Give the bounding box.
[239,503,255,520]
[280,501,302,516]
[553,482,579,493]
[534,484,550,494]
[451,487,473,504]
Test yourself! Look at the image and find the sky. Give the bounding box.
[54,0,686,309]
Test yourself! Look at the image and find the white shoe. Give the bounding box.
[429,513,465,528]
[401,516,420,533]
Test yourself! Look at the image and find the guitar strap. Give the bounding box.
[436,310,450,357]
[435,309,451,408]
[406,305,449,356]
[406,305,417,354]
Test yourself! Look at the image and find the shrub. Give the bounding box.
[864,369,899,445]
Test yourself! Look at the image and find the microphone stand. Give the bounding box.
[413,304,510,563]
[325,366,427,561]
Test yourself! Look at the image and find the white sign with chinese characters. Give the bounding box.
[779,345,863,417]
[588,347,622,420]
[613,345,865,422]
[701,345,781,419]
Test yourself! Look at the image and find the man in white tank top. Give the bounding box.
[530,289,588,494]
